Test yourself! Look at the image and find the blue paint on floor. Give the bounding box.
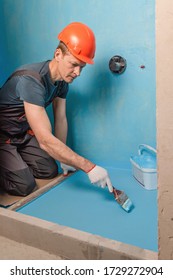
[17,167,158,252]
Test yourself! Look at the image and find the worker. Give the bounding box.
[0,22,113,196]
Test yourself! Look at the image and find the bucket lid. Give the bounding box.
[130,144,157,170]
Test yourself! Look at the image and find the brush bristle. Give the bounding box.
[121,198,134,212]
[113,187,134,212]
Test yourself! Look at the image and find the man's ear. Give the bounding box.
[54,48,63,62]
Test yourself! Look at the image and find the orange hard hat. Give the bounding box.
[58,22,96,64]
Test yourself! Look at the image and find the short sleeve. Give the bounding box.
[16,75,46,107]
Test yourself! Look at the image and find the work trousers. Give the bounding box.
[0,136,58,196]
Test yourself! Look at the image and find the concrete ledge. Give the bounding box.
[0,235,64,260]
[0,208,158,260]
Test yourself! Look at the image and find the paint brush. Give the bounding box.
[112,187,134,212]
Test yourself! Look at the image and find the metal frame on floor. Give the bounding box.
[8,173,72,211]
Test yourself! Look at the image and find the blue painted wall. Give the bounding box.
[0,2,10,84]
[0,0,156,167]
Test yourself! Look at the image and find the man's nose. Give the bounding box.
[74,66,81,76]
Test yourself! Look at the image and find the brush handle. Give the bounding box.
[112,186,122,199]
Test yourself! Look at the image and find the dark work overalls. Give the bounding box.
[0,68,65,196]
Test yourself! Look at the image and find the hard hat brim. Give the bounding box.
[70,51,94,65]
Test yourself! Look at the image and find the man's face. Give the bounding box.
[55,49,86,83]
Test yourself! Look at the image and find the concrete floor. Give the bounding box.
[0,235,65,260]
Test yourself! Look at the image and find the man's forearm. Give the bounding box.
[54,117,68,144]
[39,133,94,173]
[24,102,94,172]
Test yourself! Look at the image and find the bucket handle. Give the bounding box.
[138,144,157,156]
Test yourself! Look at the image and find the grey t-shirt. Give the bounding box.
[0,60,69,137]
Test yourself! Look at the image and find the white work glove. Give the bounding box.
[87,165,113,193]
[60,163,76,176]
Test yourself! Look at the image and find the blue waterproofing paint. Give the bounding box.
[0,0,156,166]
[0,4,10,84]
[17,167,158,252]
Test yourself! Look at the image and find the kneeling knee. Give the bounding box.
[2,168,36,197]
[45,161,58,178]
[17,177,36,196]
[35,158,58,179]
